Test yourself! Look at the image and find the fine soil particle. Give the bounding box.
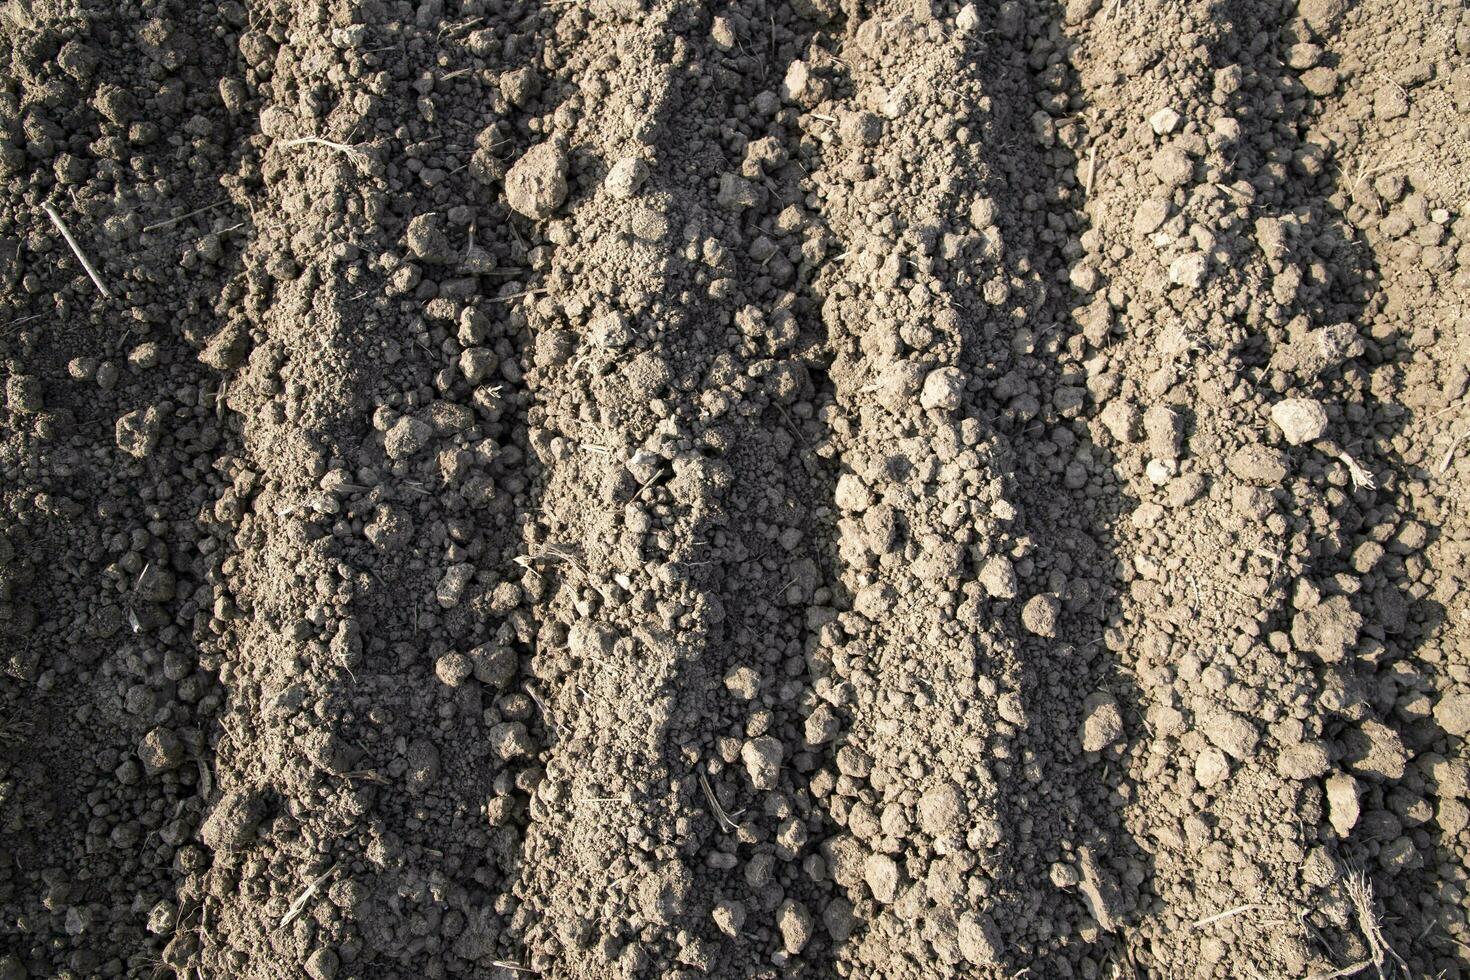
[1,1,1468,979]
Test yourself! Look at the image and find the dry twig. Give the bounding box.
[524,681,558,737]
[41,203,112,300]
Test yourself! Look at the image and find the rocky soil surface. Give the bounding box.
[2,0,1468,977]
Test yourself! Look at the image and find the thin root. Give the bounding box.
[1337,452,1376,492]
[1344,866,1409,979]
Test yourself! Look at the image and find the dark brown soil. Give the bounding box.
[2,0,1468,978]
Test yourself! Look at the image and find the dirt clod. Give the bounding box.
[1271,396,1330,445]
[505,142,569,220]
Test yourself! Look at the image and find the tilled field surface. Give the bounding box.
[2,0,1469,977]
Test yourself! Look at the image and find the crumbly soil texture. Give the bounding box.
[3,0,1469,977]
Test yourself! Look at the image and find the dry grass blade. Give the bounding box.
[1,312,45,331]
[1307,961,1373,980]
[1350,154,1424,195]
[488,287,548,304]
[278,862,338,930]
[1190,903,1266,930]
[523,681,558,737]
[0,713,32,746]
[142,199,229,232]
[279,136,369,160]
[41,203,113,300]
[698,770,741,833]
[1438,426,1469,474]
[193,753,213,801]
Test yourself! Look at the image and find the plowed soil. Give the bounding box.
[2,0,1469,977]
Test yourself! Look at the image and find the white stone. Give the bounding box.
[1145,458,1176,485]
[1149,107,1182,135]
[1168,251,1208,289]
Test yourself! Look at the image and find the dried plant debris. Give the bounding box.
[0,0,1468,978]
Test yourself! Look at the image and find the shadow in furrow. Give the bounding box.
[961,2,1156,971]
[180,1,559,975]
[1206,1,1455,973]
